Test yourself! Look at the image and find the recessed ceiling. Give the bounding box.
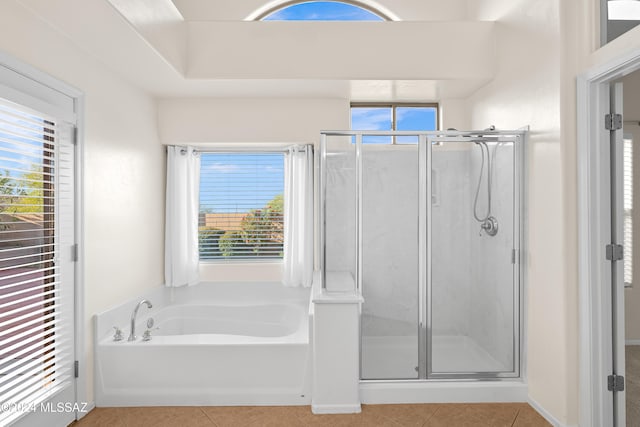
[19,0,494,101]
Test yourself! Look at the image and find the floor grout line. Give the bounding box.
[421,404,443,426]
[510,408,521,427]
[198,407,219,427]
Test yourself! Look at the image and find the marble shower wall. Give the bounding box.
[467,142,517,370]
[323,141,517,370]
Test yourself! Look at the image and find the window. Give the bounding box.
[261,1,386,21]
[350,103,439,143]
[199,153,284,260]
[602,0,640,44]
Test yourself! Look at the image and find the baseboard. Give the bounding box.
[311,404,361,414]
[96,391,311,407]
[528,397,576,427]
[360,380,528,404]
[626,339,640,345]
[77,401,95,420]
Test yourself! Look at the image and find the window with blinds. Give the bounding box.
[0,99,75,425]
[199,152,285,260]
[624,136,633,287]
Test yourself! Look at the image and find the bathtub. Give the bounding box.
[94,282,312,406]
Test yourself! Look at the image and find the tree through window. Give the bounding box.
[198,153,285,260]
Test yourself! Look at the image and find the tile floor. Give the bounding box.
[73,403,551,426]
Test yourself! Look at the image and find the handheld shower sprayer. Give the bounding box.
[473,127,499,237]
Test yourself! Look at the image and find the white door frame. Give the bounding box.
[0,51,88,423]
[578,46,640,427]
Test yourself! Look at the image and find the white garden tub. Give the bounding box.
[94,282,312,406]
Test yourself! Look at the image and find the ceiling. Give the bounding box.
[18,0,492,101]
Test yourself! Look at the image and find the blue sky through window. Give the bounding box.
[0,103,53,181]
[351,106,437,143]
[199,153,284,214]
[263,1,384,21]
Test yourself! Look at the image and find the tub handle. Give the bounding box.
[142,327,159,342]
[112,326,123,342]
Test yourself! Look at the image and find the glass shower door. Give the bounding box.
[360,143,420,380]
[428,136,520,378]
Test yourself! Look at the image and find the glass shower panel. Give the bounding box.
[361,144,419,379]
[430,138,517,376]
[324,139,356,291]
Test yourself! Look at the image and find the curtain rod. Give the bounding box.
[165,143,313,153]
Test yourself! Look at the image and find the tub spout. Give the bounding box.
[128,299,153,341]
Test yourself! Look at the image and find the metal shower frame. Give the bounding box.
[318,129,527,382]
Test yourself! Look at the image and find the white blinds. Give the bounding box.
[0,99,75,425]
[624,136,633,287]
[199,152,284,260]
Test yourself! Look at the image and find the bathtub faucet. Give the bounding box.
[128,299,153,341]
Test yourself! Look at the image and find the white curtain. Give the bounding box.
[283,145,314,288]
[165,146,201,287]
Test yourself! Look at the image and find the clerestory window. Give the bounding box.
[260,1,386,21]
[350,103,439,144]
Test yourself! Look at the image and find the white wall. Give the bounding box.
[186,22,495,80]
[466,0,571,423]
[158,98,348,145]
[560,1,640,425]
[0,0,165,404]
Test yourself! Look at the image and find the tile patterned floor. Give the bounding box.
[73,403,551,427]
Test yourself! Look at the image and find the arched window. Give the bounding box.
[260,1,387,21]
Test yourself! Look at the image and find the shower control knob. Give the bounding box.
[480,216,499,237]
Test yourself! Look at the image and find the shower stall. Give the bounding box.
[319,129,525,381]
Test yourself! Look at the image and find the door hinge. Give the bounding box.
[606,243,624,261]
[605,113,623,131]
[72,243,79,262]
[511,249,519,264]
[74,360,79,378]
[72,127,78,145]
[608,374,624,391]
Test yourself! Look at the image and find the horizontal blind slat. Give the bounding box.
[0,296,60,322]
[0,310,57,343]
[0,288,58,311]
[0,324,63,356]
[0,335,68,374]
[0,320,59,350]
[0,366,71,409]
[0,303,63,330]
[0,106,59,129]
[0,343,64,380]
[0,243,56,255]
[0,276,60,294]
[0,349,68,394]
